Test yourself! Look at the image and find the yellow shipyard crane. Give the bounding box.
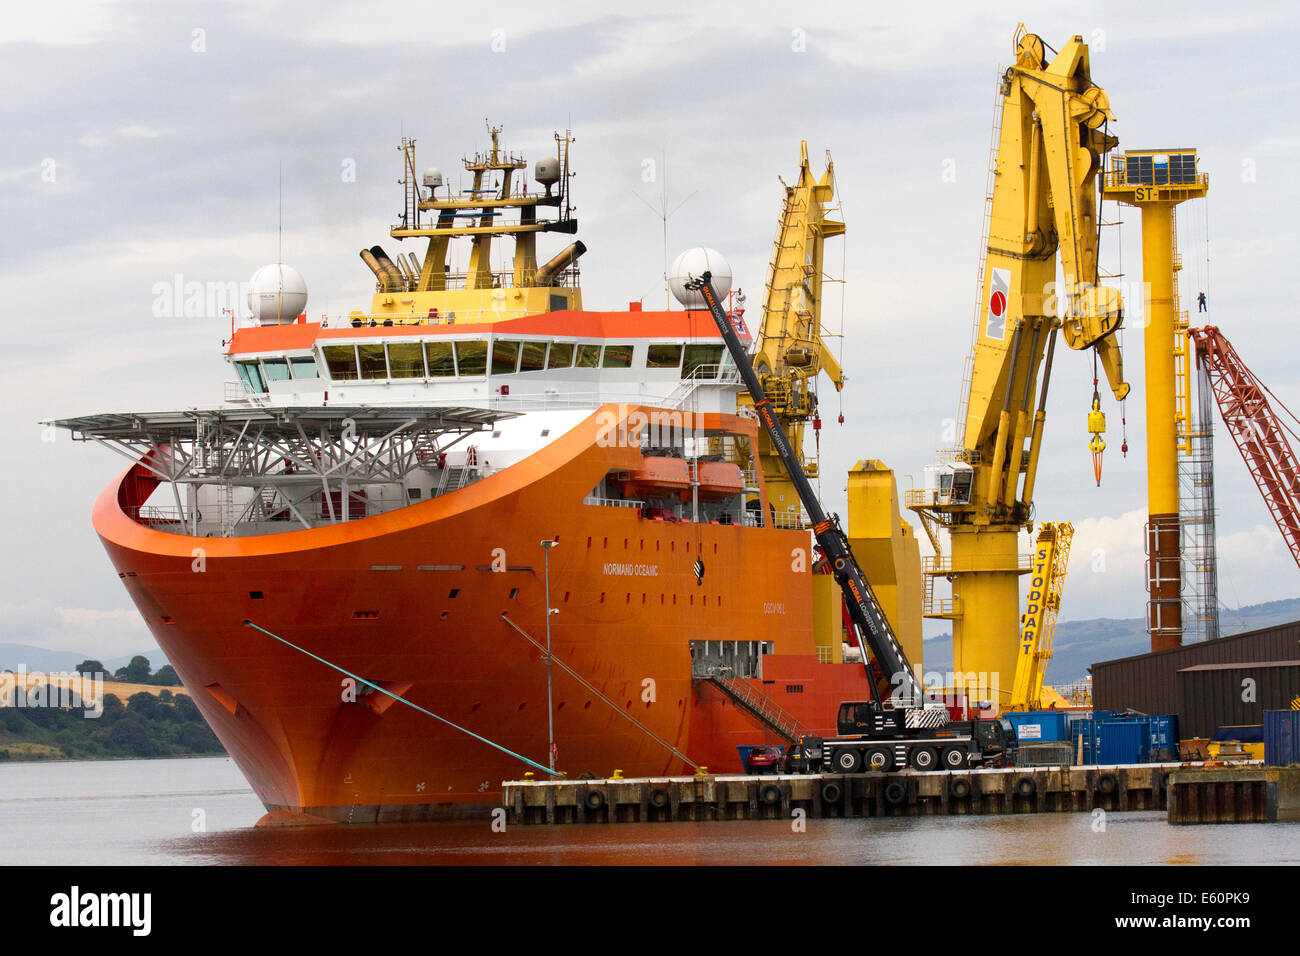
[747,145,923,666]
[1008,521,1074,711]
[743,142,845,518]
[907,26,1130,710]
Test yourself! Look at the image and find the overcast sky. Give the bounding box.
[4,0,1299,660]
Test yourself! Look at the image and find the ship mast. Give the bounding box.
[387,123,579,297]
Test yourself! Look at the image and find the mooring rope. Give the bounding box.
[243,619,560,777]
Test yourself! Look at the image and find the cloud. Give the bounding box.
[0,598,159,659]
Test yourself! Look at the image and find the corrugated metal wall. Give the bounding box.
[1092,620,1300,716]
[1177,663,1300,738]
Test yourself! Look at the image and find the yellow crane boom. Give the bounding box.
[743,142,845,519]
[908,26,1130,709]
[1009,521,1074,711]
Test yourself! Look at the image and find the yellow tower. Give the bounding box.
[1102,150,1208,652]
[847,460,924,669]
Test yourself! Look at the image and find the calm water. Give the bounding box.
[1,757,1295,865]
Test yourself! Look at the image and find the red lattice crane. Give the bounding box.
[1190,326,1300,568]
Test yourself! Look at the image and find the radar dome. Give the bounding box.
[248,263,308,325]
[535,156,561,185]
[423,167,444,188]
[669,247,732,309]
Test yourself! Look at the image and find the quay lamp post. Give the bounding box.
[540,539,559,772]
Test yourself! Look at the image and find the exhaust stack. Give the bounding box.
[359,248,398,292]
[534,241,586,286]
[369,246,407,290]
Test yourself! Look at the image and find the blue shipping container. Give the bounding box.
[1115,714,1180,761]
[1263,710,1300,766]
[1098,720,1151,765]
[1004,711,1070,742]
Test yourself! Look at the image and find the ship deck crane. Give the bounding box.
[1190,326,1300,569]
[744,143,846,520]
[907,26,1131,706]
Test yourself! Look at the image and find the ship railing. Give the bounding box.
[769,510,808,531]
[664,364,743,408]
[359,266,582,298]
[582,496,646,509]
[921,553,1033,574]
[330,307,535,329]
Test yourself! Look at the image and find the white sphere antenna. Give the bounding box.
[669,247,732,309]
[248,263,308,325]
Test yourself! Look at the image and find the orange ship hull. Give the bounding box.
[94,405,870,822]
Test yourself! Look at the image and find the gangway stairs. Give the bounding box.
[699,670,811,744]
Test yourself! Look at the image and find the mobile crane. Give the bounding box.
[689,273,1015,772]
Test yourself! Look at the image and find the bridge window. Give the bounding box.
[683,344,724,377]
[262,357,291,382]
[647,344,683,369]
[358,343,388,379]
[289,357,319,379]
[519,341,547,372]
[547,342,574,368]
[323,345,359,380]
[387,342,425,378]
[574,344,600,368]
[602,344,634,369]
[492,340,520,375]
[425,341,456,377]
[455,340,488,376]
[235,361,266,393]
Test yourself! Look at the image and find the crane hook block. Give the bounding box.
[1087,401,1106,436]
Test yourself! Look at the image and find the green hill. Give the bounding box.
[0,687,223,762]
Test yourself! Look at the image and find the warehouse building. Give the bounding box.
[1091,620,1300,738]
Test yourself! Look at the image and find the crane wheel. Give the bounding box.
[820,782,842,804]
[865,746,893,771]
[883,781,907,805]
[583,789,606,811]
[941,746,968,770]
[759,784,782,806]
[909,746,939,771]
[949,778,972,799]
[1097,773,1118,795]
[649,787,670,809]
[1015,776,1037,797]
[834,749,863,774]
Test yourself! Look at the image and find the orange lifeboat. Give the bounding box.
[617,456,692,500]
[696,460,745,499]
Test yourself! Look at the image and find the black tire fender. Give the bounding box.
[759,783,782,806]
[820,781,842,804]
[950,778,971,799]
[648,787,670,809]
[884,780,907,805]
[1015,776,1037,797]
[1097,773,1118,795]
[583,788,606,811]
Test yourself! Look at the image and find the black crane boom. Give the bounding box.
[686,272,922,707]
